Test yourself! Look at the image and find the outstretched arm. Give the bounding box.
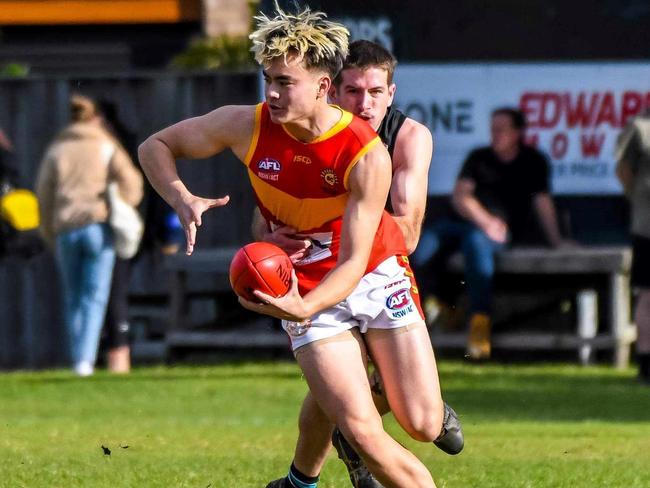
[389,119,433,254]
[138,105,254,254]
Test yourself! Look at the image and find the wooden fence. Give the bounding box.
[0,71,259,368]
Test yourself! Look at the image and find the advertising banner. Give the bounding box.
[393,63,650,194]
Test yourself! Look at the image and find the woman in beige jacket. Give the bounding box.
[36,95,143,376]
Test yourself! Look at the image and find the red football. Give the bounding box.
[229,242,293,302]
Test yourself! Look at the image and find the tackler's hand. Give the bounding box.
[263,226,312,262]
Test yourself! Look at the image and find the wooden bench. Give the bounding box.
[435,245,636,368]
[163,246,636,368]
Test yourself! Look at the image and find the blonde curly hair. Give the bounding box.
[250,2,349,78]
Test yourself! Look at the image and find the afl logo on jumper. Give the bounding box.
[386,288,414,318]
[257,157,281,181]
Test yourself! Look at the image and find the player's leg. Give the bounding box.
[294,391,335,476]
[265,394,333,488]
[362,366,462,454]
[292,331,373,477]
[366,324,444,442]
[297,330,436,488]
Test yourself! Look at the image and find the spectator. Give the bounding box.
[0,127,15,188]
[0,128,15,256]
[99,100,145,374]
[616,109,650,385]
[414,107,573,361]
[36,95,143,376]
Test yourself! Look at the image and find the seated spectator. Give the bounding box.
[414,107,574,361]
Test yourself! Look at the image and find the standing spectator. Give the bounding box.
[616,109,650,385]
[99,100,145,374]
[414,107,573,361]
[0,127,15,188]
[0,128,15,256]
[36,95,143,376]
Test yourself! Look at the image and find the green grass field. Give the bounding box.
[1,360,649,488]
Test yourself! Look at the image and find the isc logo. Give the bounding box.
[386,288,411,310]
[293,155,312,164]
[258,158,281,172]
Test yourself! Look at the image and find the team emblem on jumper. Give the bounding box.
[320,169,339,187]
[385,288,414,318]
[257,157,281,181]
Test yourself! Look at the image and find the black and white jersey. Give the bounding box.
[377,106,407,159]
[377,106,407,212]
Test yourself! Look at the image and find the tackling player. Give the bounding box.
[262,41,463,488]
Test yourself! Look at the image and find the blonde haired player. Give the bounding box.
[139,4,444,487]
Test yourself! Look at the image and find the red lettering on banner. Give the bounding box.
[565,93,599,128]
[540,92,562,128]
[594,92,617,127]
[519,91,650,129]
[580,133,605,158]
[621,91,643,126]
[521,92,541,128]
[551,132,568,159]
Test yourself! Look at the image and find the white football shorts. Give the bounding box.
[282,255,424,351]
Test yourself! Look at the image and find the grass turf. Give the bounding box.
[1,361,649,487]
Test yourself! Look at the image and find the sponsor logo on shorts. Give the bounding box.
[384,278,407,290]
[257,157,281,181]
[386,288,415,319]
[284,319,312,337]
[386,288,412,309]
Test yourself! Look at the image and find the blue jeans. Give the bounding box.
[57,223,115,366]
[413,219,505,315]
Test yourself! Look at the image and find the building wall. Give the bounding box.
[202,0,252,37]
[263,0,650,61]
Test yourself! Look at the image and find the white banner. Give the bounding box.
[392,63,650,195]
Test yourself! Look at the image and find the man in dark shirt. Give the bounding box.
[414,107,572,360]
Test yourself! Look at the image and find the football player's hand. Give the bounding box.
[238,270,311,322]
[175,193,230,255]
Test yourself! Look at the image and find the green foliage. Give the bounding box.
[0,362,648,487]
[171,35,255,71]
[0,62,30,77]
